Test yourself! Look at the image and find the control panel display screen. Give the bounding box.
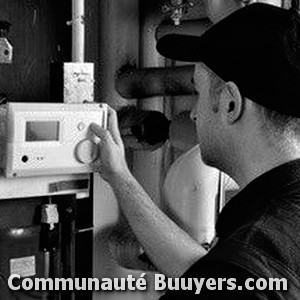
[26,121,60,142]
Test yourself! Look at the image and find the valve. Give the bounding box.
[161,0,194,25]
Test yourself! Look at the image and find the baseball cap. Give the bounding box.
[156,3,300,117]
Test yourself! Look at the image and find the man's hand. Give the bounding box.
[90,105,130,182]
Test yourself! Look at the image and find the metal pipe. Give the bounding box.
[72,0,85,62]
[115,65,195,99]
[132,0,166,207]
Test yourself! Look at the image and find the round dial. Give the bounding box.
[75,139,98,164]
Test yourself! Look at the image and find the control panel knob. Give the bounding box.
[75,139,98,164]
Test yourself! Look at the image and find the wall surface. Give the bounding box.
[0,0,71,102]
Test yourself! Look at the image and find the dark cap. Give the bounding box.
[156,3,300,118]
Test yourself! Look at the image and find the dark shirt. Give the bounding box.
[161,159,300,299]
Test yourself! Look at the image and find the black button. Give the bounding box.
[22,155,28,163]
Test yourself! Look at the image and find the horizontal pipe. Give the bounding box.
[115,65,195,99]
[155,18,212,41]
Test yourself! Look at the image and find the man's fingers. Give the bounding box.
[106,105,123,146]
[91,105,124,147]
[90,123,110,142]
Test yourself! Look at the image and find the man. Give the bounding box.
[91,3,300,299]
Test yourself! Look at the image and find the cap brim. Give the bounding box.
[156,34,205,62]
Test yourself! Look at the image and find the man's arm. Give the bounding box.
[90,105,207,278]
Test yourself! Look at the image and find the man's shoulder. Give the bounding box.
[201,226,298,280]
[195,226,300,296]
[212,189,300,277]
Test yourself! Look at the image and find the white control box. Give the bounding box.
[0,102,107,178]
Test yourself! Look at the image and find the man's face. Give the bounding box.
[190,63,223,167]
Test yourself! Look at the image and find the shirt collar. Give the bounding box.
[216,159,300,240]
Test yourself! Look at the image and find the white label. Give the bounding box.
[10,256,36,278]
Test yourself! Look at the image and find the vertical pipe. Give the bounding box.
[134,1,166,205]
[93,1,149,300]
[72,0,85,62]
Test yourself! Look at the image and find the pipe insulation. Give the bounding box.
[115,65,196,99]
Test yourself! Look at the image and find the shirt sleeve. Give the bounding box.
[160,261,272,300]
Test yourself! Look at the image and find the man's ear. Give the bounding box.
[222,81,244,124]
